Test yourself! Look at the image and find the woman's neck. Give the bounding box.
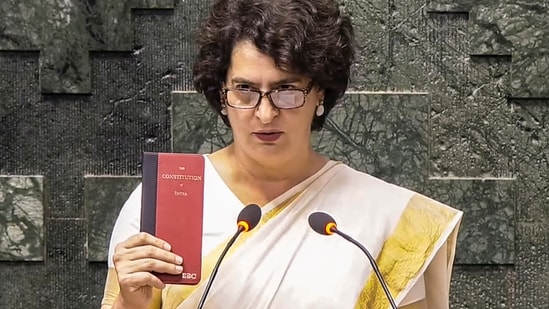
[208,145,328,205]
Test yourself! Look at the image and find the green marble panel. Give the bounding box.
[512,100,549,224]
[426,0,484,12]
[342,0,389,91]
[427,0,549,98]
[450,265,515,308]
[0,0,174,94]
[171,92,233,154]
[429,17,515,178]
[344,0,548,98]
[0,218,103,307]
[45,218,99,306]
[388,0,442,92]
[84,175,141,262]
[515,222,549,307]
[470,4,549,98]
[344,0,436,91]
[426,178,515,264]
[383,12,517,178]
[510,99,549,308]
[0,263,47,308]
[0,52,41,174]
[313,94,428,191]
[0,176,44,261]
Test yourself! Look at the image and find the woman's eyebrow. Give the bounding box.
[230,77,303,87]
[272,77,302,84]
[230,77,256,85]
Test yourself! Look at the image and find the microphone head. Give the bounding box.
[308,212,337,235]
[237,204,262,232]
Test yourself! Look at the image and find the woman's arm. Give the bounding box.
[101,264,162,309]
[99,184,177,309]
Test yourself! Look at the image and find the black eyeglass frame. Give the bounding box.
[221,81,315,110]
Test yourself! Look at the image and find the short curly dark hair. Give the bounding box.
[192,0,355,131]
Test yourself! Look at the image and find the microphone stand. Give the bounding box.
[333,229,398,309]
[196,227,243,309]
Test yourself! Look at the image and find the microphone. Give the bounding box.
[196,203,262,309]
[308,212,398,309]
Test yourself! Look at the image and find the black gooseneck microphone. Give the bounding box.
[196,203,262,309]
[308,212,398,309]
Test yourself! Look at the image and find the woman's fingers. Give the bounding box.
[122,245,183,266]
[117,258,184,276]
[118,270,166,290]
[112,232,184,294]
[111,232,184,307]
[120,232,172,251]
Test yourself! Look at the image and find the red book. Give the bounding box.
[141,152,205,285]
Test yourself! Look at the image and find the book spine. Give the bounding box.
[141,152,158,235]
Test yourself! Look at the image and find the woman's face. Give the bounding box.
[223,40,324,168]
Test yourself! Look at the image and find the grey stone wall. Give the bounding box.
[0,0,547,308]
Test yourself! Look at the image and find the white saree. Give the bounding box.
[102,157,463,309]
[166,160,461,309]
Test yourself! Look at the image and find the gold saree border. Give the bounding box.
[354,194,461,309]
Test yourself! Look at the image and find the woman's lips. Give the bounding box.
[254,132,282,142]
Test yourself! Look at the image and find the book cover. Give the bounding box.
[141,152,205,285]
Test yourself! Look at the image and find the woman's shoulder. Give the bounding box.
[330,162,413,195]
[329,162,462,217]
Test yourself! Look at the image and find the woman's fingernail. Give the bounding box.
[176,256,183,264]
[176,266,183,273]
[164,243,171,251]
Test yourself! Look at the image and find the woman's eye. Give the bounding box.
[277,84,295,90]
[235,84,252,90]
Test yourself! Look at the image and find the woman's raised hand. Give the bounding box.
[112,232,183,309]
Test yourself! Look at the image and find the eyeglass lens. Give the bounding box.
[226,90,304,109]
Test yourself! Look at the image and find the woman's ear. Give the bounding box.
[316,86,325,101]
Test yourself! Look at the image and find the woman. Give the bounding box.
[101,0,463,308]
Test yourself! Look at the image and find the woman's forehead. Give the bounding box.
[227,41,307,84]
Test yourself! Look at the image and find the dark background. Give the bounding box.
[0,0,548,307]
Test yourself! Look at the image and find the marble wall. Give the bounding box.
[0,0,547,307]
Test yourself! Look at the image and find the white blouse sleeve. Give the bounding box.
[107,183,142,267]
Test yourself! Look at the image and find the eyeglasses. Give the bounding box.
[222,82,314,110]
